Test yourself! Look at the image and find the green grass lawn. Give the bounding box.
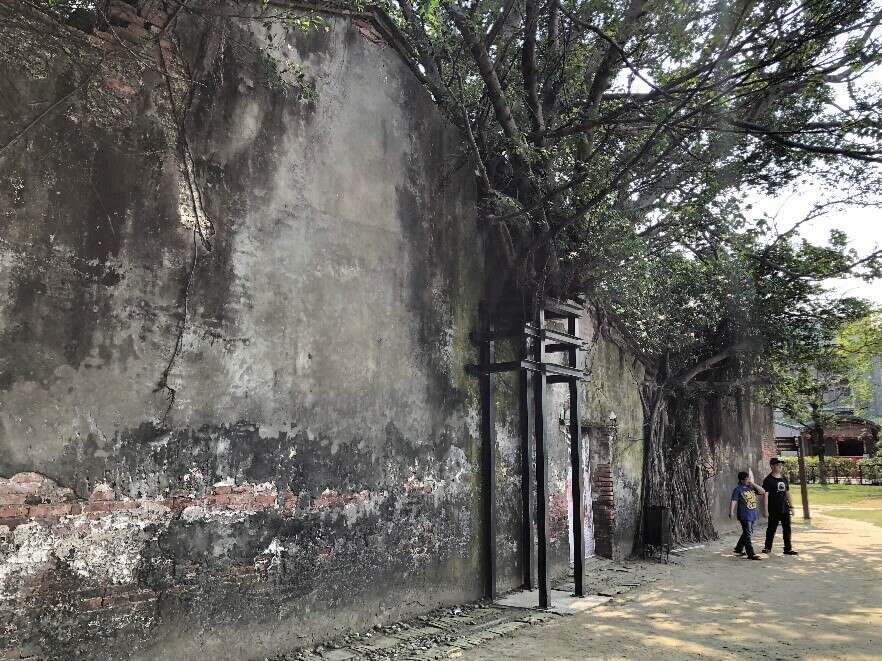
[820,509,882,528]
[796,484,882,529]
[800,483,882,506]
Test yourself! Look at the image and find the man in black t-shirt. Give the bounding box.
[762,458,799,555]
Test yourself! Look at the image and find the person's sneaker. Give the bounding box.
[746,555,762,560]
[734,549,746,556]
[761,548,770,553]
[783,550,799,555]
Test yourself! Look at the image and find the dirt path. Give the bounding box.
[459,515,882,661]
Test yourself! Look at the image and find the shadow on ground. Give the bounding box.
[458,515,882,660]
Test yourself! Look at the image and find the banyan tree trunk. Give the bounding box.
[639,385,717,548]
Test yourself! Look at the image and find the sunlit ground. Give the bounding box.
[459,510,882,660]
[822,508,882,528]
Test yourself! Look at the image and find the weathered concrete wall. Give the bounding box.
[490,353,524,593]
[1,6,487,659]
[581,311,646,560]
[576,312,772,558]
[701,394,774,527]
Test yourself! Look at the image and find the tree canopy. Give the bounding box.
[377,0,882,538]
[382,0,882,297]
[376,0,882,401]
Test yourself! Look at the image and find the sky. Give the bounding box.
[801,212,882,307]
[791,66,882,306]
[752,186,882,307]
[614,58,882,307]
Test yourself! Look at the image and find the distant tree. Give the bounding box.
[605,213,880,537]
[770,313,882,482]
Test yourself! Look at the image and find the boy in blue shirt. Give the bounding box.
[729,470,766,560]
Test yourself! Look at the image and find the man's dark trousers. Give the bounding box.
[765,511,792,551]
[735,519,756,556]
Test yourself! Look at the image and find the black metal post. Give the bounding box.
[480,316,497,600]
[519,354,537,590]
[533,309,551,608]
[567,315,585,597]
[798,435,810,521]
[569,378,585,596]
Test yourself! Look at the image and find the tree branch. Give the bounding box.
[670,341,760,386]
[449,7,524,148]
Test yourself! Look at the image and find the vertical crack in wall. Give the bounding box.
[153,228,200,423]
[152,33,217,425]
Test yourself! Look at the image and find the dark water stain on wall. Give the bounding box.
[0,57,183,393]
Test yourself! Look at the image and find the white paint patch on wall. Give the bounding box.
[0,511,166,587]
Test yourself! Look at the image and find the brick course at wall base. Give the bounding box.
[0,467,474,659]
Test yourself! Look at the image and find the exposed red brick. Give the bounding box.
[281,493,299,515]
[0,505,27,518]
[85,501,140,513]
[591,447,617,559]
[162,496,191,511]
[1,647,21,659]
[27,504,72,517]
[310,489,369,510]
[81,597,104,611]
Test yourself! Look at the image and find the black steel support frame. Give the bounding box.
[567,313,586,598]
[519,340,537,591]
[533,307,551,607]
[469,299,588,609]
[480,312,497,600]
